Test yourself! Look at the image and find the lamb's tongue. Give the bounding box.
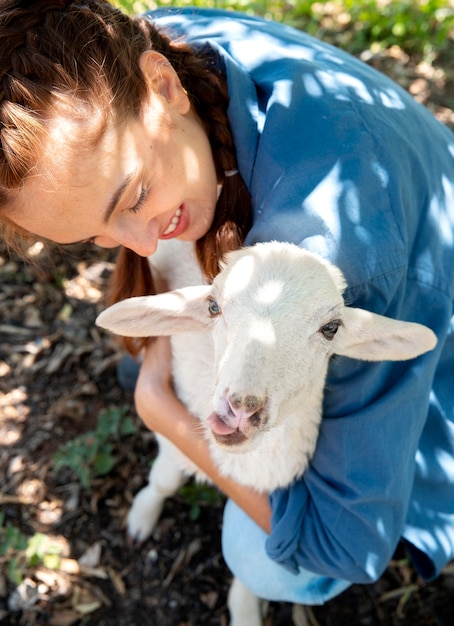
[206,412,238,436]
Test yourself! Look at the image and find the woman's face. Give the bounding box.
[8,53,219,257]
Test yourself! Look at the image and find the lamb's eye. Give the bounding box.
[208,298,222,317]
[320,320,341,340]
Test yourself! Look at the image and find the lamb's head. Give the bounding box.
[203,243,349,449]
[96,242,437,453]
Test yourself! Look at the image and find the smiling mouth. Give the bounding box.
[162,207,182,236]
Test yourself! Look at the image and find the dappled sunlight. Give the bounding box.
[303,66,408,110]
[0,360,11,377]
[215,24,320,65]
[163,11,419,120]
[435,450,454,479]
[247,317,276,346]
[377,86,407,109]
[429,192,454,247]
[317,70,375,104]
[302,72,323,98]
[254,279,284,305]
[63,261,112,304]
[270,78,294,108]
[0,388,29,446]
[301,162,343,259]
[364,547,381,580]
[222,252,256,297]
[0,240,142,623]
[0,4,452,623]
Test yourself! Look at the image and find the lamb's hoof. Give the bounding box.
[126,532,145,549]
[126,514,157,545]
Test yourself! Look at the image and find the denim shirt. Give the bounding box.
[149,8,454,583]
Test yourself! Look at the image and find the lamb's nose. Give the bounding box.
[228,394,265,422]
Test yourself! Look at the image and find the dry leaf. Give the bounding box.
[78,541,102,568]
[45,343,74,374]
[108,568,126,596]
[79,566,109,580]
[8,579,39,612]
[200,590,218,609]
[49,609,82,626]
[59,558,81,575]
[73,600,102,615]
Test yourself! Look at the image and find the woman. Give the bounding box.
[1,0,454,608]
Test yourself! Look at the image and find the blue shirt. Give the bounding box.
[150,8,454,583]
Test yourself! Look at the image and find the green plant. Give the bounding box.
[323,0,454,58]
[179,481,224,521]
[0,511,28,585]
[113,0,153,13]
[53,407,137,488]
[0,512,63,585]
[114,0,453,61]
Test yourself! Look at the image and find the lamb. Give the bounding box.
[96,239,436,626]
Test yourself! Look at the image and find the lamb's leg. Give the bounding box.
[228,576,263,626]
[127,449,187,542]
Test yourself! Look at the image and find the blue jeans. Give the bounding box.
[222,499,351,605]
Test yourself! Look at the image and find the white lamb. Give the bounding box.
[96,239,436,626]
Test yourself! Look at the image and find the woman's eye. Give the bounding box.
[128,187,148,214]
[208,298,221,317]
[319,320,341,340]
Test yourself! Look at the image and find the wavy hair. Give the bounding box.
[0,1,252,353]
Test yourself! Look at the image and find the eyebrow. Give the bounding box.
[103,172,134,224]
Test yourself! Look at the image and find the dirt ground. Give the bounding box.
[1,39,454,626]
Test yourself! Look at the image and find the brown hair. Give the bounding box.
[0,1,252,354]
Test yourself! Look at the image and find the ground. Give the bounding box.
[1,40,454,626]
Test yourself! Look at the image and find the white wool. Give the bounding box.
[96,238,436,626]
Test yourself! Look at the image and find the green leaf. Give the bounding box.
[8,556,23,586]
[5,525,27,552]
[26,533,46,557]
[189,504,201,521]
[93,452,116,477]
[119,416,137,436]
[96,409,122,439]
[80,465,91,489]
[43,553,61,570]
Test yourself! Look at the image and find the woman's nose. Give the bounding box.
[95,225,158,257]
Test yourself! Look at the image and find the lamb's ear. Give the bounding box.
[335,307,437,361]
[96,285,213,337]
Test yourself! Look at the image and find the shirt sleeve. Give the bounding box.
[266,275,451,583]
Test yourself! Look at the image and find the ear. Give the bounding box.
[335,307,437,361]
[96,285,213,337]
[138,50,190,114]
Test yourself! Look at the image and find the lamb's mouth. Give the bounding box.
[212,429,247,446]
[206,412,250,446]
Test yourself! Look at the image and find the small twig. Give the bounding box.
[0,324,34,336]
[0,493,35,506]
[163,538,202,587]
[378,583,419,604]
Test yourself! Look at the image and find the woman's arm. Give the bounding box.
[134,336,272,534]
